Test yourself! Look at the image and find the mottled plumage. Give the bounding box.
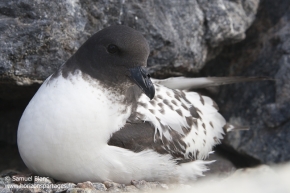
[122,83,225,160]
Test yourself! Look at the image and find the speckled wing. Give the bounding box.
[110,83,226,161]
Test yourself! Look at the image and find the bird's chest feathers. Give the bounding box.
[32,73,132,144]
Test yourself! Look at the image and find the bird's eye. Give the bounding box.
[107,44,119,54]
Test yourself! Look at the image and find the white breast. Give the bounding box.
[17,71,131,180]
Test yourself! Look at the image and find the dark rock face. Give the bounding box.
[0,0,87,83]
[202,0,290,164]
[3,0,288,176]
[0,0,258,83]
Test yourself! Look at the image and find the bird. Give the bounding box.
[18,25,263,184]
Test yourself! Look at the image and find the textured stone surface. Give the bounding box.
[74,181,105,193]
[103,181,127,192]
[0,178,5,188]
[0,188,13,193]
[53,183,76,193]
[90,183,106,191]
[201,0,290,163]
[131,180,168,191]
[0,0,258,84]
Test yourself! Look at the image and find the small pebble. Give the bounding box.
[103,181,126,192]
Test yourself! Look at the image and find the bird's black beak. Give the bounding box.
[129,66,155,100]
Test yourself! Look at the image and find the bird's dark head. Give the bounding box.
[67,25,154,100]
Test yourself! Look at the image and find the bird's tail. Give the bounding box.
[223,123,250,132]
[152,76,273,90]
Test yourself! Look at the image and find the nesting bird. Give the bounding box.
[18,25,251,184]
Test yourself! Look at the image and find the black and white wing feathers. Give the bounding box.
[109,76,268,161]
[110,83,225,161]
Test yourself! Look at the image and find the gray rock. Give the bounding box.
[131,180,168,191]
[197,0,259,47]
[201,0,290,164]
[131,180,151,191]
[0,0,258,84]
[53,183,76,193]
[13,187,42,193]
[1,177,9,185]
[0,188,13,193]
[76,181,103,193]
[103,181,126,192]
[0,178,4,188]
[66,188,98,193]
[76,182,95,189]
[91,183,106,191]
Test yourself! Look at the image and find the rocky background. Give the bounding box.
[0,0,289,189]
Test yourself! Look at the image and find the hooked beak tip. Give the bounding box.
[129,66,155,100]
